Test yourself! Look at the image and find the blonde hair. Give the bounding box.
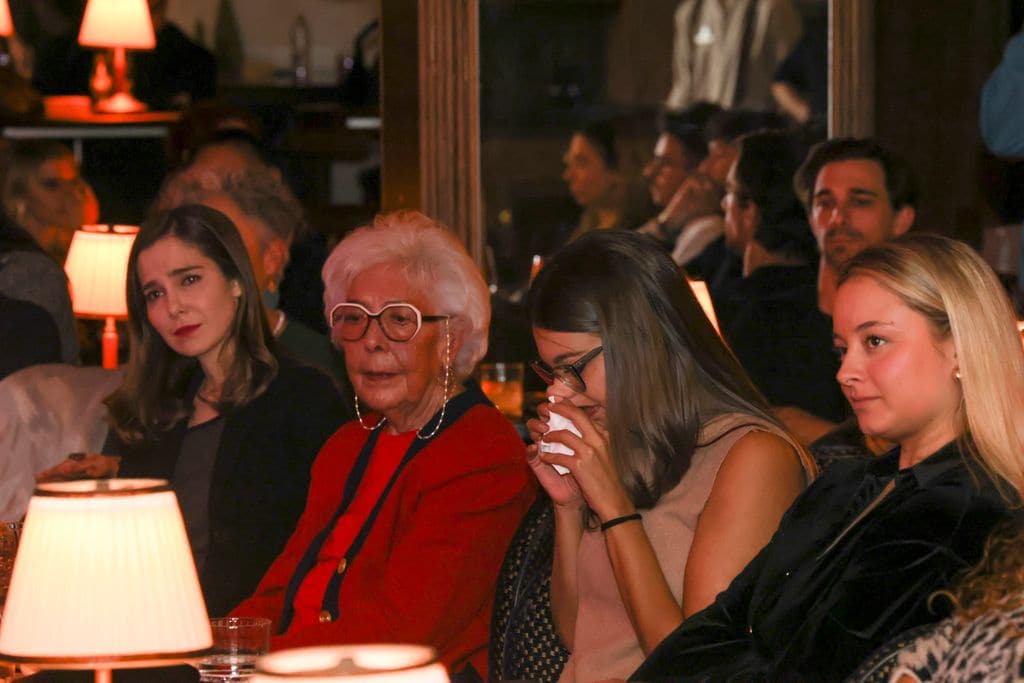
[840,233,1024,498]
[934,522,1024,623]
[321,210,490,378]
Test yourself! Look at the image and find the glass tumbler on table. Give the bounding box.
[198,616,271,682]
[478,362,524,420]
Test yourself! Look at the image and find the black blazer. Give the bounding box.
[108,356,349,617]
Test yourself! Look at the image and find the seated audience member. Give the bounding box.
[527,230,815,682]
[718,130,845,423]
[181,130,333,334]
[630,234,1024,682]
[152,165,352,399]
[778,137,919,445]
[133,0,216,110]
[0,208,78,364]
[636,113,711,264]
[0,293,61,380]
[38,205,346,619]
[891,522,1024,682]
[562,121,653,243]
[980,30,1024,309]
[231,212,535,680]
[646,109,785,307]
[1,139,99,262]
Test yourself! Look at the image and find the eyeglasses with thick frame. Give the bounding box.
[329,302,449,342]
[530,346,604,393]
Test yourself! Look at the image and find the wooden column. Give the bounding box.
[829,0,875,138]
[418,0,482,264]
[380,0,483,265]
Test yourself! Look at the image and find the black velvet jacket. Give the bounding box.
[632,441,1017,682]
[106,356,347,617]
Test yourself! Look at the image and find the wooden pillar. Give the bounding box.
[380,0,483,265]
[829,0,875,138]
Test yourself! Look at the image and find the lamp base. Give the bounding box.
[93,91,148,114]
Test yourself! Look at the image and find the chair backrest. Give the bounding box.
[489,493,570,683]
[0,363,123,520]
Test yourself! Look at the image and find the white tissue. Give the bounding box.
[540,406,581,475]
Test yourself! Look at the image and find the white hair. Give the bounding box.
[322,211,490,378]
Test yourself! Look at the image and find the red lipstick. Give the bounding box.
[174,324,200,337]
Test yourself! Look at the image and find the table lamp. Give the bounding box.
[0,0,13,38]
[77,0,156,113]
[64,225,138,369]
[0,479,212,683]
[688,279,720,335]
[252,645,450,682]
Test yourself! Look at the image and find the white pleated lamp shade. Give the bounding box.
[77,0,155,49]
[64,225,138,319]
[688,279,720,335]
[252,645,450,682]
[0,479,212,669]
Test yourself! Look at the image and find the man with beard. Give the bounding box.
[777,138,919,445]
[794,137,918,315]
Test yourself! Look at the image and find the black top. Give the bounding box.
[173,416,225,575]
[106,356,347,617]
[718,264,846,422]
[0,293,62,381]
[632,440,1018,682]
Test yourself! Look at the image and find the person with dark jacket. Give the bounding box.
[38,205,346,617]
[632,235,1024,681]
[718,130,845,423]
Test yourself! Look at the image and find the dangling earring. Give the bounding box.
[417,318,452,440]
[354,395,386,430]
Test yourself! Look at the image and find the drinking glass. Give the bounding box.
[479,362,524,420]
[198,616,271,682]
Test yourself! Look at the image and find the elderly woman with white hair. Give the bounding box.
[233,211,535,680]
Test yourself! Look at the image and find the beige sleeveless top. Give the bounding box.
[559,412,804,683]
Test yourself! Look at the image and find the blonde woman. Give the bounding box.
[633,234,1024,682]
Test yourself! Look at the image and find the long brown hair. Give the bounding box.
[105,205,277,443]
[528,230,814,523]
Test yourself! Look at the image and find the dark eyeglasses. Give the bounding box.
[530,346,603,393]
[329,302,448,342]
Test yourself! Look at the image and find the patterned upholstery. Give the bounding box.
[843,622,939,683]
[489,493,569,682]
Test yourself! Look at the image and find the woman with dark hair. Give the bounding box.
[526,230,815,682]
[562,121,652,243]
[718,129,846,422]
[39,204,346,617]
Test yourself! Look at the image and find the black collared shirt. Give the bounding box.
[633,441,1017,682]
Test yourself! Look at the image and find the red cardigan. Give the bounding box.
[232,398,534,677]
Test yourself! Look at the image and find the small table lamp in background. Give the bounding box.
[0,479,212,683]
[64,225,138,369]
[77,0,156,114]
[0,0,12,39]
[252,645,450,682]
[688,279,720,335]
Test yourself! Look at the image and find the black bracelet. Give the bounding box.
[600,512,642,532]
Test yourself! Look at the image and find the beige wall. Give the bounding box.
[166,0,379,84]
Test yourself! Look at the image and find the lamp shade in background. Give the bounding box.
[688,279,720,335]
[64,225,136,319]
[77,0,155,114]
[252,645,450,682]
[64,225,137,369]
[78,0,155,49]
[0,479,212,671]
[0,0,13,37]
